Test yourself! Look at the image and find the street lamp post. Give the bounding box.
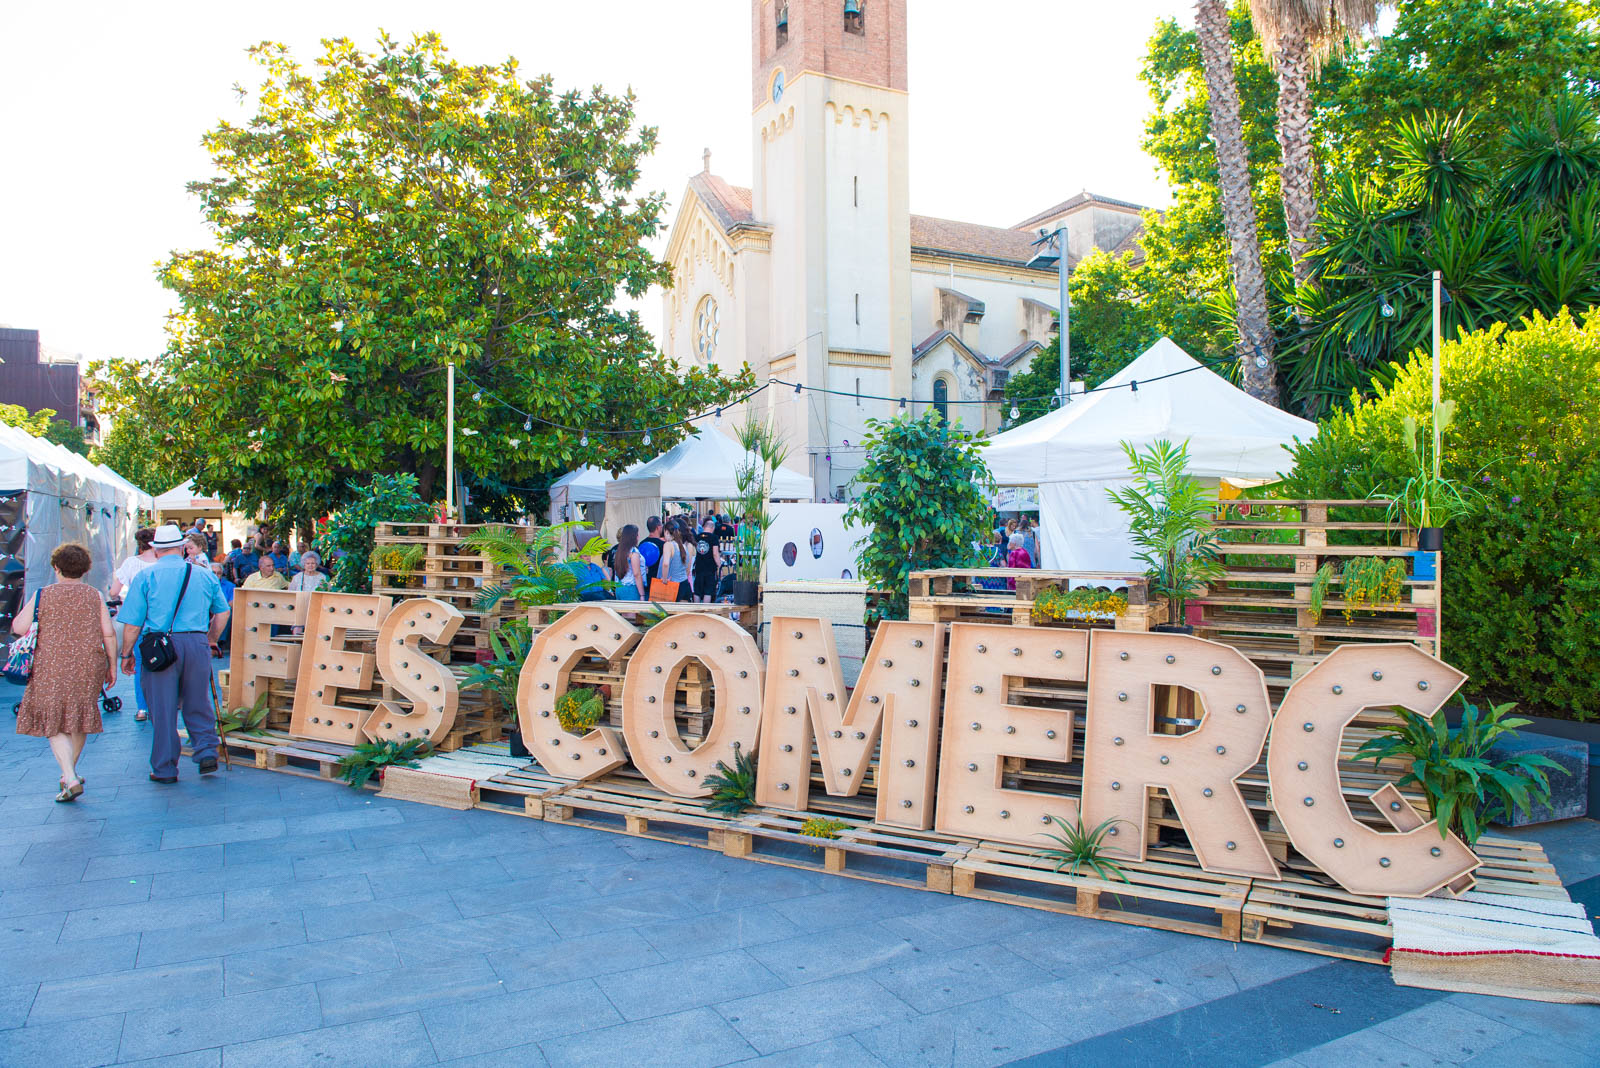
[1028,225,1071,405]
[446,362,456,520]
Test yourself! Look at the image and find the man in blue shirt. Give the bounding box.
[118,524,232,783]
[269,541,290,572]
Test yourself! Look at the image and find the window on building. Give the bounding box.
[844,0,865,36]
[694,295,721,363]
[855,377,861,406]
[854,293,861,325]
[933,377,949,422]
[776,3,789,46]
[853,176,859,207]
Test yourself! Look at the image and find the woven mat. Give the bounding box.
[1388,890,1600,1003]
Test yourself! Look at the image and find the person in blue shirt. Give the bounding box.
[269,541,290,573]
[117,524,232,783]
[209,561,235,654]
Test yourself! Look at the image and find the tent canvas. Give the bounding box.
[981,338,1316,570]
[154,478,226,515]
[606,428,813,505]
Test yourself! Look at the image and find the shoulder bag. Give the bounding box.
[1,590,42,685]
[138,565,193,673]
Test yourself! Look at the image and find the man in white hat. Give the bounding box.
[117,523,231,783]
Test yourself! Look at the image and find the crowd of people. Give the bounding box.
[586,512,743,603]
[988,514,1041,569]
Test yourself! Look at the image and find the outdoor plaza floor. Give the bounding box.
[1,666,1597,1068]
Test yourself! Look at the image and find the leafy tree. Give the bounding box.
[1279,97,1600,413]
[845,412,994,621]
[1284,311,1600,719]
[100,33,749,533]
[87,407,187,497]
[0,404,55,438]
[313,473,433,593]
[42,420,90,457]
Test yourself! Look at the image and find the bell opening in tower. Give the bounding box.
[776,2,789,47]
[844,0,865,36]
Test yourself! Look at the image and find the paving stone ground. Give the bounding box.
[1,666,1597,1067]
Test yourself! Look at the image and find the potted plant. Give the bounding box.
[1355,699,1565,845]
[460,619,534,757]
[1377,403,1476,575]
[463,522,613,613]
[731,415,790,606]
[1106,440,1224,632]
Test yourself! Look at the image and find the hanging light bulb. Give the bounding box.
[794,382,802,394]
[523,417,532,432]
[898,397,906,409]
[1379,295,1396,318]
[643,429,653,447]
[1010,403,1020,420]
[580,430,589,447]
[473,391,482,402]
[714,407,722,425]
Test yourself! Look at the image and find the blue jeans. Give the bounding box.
[133,655,147,713]
[617,581,640,601]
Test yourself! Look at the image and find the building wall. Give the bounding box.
[0,328,79,427]
[909,260,1057,355]
[909,338,989,433]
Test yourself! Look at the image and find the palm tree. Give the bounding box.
[1246,0,1379,292]
[1194,0,1280,405]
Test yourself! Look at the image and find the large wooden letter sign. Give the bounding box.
[366,598,465,745]
[228,590,309,713]
[516,604,633,779]
[292,592,392,745]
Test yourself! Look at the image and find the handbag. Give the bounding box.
[648,578,680,601]
[138,565,193,673]
[1,591,41,685]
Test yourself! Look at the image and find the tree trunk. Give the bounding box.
[1274,28,1319,296]
[1194,0,1280,406]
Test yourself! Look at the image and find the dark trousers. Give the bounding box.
[139,633,218,778]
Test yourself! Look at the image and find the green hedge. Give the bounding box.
[1284,311,1600,720]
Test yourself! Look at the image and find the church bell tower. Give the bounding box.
[751,0,912,499]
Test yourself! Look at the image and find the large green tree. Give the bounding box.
[86,401,188,497]
[102,33,748,530]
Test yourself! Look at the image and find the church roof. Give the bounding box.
[1012,191,1149,231]
[688,173,761,232]
[909,215,1050,269]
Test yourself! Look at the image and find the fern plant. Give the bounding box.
[1038,814,1131,882]
[703,748,758,815]
[553,687,605,733]
[460,619,533,713]
[335,738,431,789]
[1106,440,1224,624]
[463,523,613,613]
[1355,699,1564,844]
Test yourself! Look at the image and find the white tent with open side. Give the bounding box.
[982,337,1317,571]
[602,428,813,538]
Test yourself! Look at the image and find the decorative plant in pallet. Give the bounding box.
[731,414,791,598]
[553,687,605,734]
[1031,586,1128,624]
[1037,814,1131,882]
[1338,556,1406,622]
[800,816,847,841]
[1355,699,1564,845]
[1374,403,1479,545]
[368,543,426,584]
[335,738,432,789]
[217,693,271,739]
[703,747,758,815]
[1307,562,1335,626]
[461,620,533,714]
[1106,440,1224,628]
[464,522,613,613]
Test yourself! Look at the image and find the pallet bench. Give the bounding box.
[723,811,971,892]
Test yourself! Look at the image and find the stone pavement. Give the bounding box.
[1,666,1597,1067]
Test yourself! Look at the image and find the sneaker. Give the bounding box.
[198,758,218,775]
[135,711,148,722]
[149,774,177,784]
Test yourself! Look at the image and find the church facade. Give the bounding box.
[661,0,1147,499]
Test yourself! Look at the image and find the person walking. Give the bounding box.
[11,543,117,802]
[612,524,647,601]
[108,527,157,721]
[662,520,694,601]
[692,517,722,603]
[117,524,231,784]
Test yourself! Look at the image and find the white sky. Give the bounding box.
[0,0,1190,366]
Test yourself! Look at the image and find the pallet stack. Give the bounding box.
[1189,498,1440,700]
[907,568,1162,631]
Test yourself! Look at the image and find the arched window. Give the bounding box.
[932,377,949,422]
[844,0,866,36]
[776,3,789,47]
[694,296,720,364]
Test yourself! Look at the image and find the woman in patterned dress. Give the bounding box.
[10,543,117,802]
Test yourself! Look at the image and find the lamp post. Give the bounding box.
[446,362,456,520]
[1431,270,1442,488]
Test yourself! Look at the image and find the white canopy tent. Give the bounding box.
[602,429,813,539]
[0,422,144,598]
[982,338,1317,571]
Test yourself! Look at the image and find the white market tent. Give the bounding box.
[0,422,146,597]
[982,337,1317,571]
[153,478,226,520]
[602,428,813,539]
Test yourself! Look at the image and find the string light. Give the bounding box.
[643,429,652,447]
[1010,403,1020,420]
[473,391,483,402]
[524,417,532,431]
[580,430,588,447]
[714,407,722,425]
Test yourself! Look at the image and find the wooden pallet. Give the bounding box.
[724,810,972,892]
[542,776,742,851]
[475,763,576,819]
[1239,834,1568,963]
[952,841,1251,941]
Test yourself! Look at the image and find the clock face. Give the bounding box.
[771,69,785,104]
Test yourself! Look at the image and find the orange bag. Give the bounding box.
[648,578,680,602]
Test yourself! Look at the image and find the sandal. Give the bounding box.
[54,779,84,803]
[135,711,148,721]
